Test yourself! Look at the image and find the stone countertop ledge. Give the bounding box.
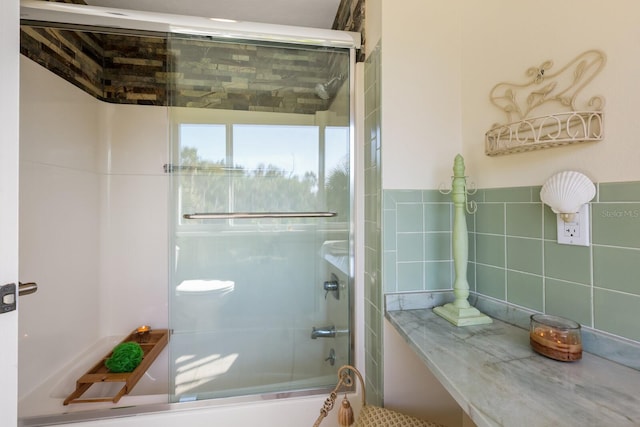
[386,309,640,427]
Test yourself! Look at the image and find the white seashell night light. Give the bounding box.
[540,171,596,222]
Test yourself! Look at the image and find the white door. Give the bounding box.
[0,0,20,425]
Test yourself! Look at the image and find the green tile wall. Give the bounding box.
[363,42,383,406]
[383,180,640,344]
[383,189,452,293]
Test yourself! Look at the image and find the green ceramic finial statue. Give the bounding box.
[433,154,492,326]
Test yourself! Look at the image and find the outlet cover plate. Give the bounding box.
[557,204,590,246]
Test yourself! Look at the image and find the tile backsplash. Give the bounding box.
[383,190,453,293]
[364,42,383,406]
[384,181,640,344]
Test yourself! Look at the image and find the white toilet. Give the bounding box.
[174,279,235,332]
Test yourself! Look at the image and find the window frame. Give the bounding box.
[170,108,349,233]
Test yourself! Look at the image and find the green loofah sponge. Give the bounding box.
[105,342,144,373]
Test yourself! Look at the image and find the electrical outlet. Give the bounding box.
[557,204,590,246]
[564,223,580,238]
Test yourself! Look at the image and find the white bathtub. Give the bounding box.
[18,334,343,427]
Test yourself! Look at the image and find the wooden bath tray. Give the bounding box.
[64,328,169,405]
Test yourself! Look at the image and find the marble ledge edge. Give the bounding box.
[384,291,640,372]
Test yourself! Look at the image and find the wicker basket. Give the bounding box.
[313,365,445,427]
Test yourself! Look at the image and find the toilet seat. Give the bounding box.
[176,279,235,295]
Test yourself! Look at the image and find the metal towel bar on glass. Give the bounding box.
[183,211,337,220]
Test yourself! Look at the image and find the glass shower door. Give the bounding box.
[167,34,353,402]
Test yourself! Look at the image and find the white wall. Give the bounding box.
[383,320,463,427]
[19,56,102,399]
[461,0,640,187]
[364,0,381,58]
[378,0,640,189]
[19,56,170,400]
[97,102,169,337]
[380,0,463,189]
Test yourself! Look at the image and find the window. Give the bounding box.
[176,122,348,226]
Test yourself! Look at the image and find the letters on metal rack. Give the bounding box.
[485,49,606,156]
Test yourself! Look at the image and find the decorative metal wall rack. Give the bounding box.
[485,50,606,156]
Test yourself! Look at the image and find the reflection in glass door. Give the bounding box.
[167,34,353,402]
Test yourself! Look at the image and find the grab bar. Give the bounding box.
[183,211,337,220]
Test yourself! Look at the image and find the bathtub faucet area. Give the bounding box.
[310,326,349,339]
[311,325,336,339]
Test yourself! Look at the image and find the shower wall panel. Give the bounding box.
[18,56,102,400]
[18,55,170,401]
[97,103,169,336]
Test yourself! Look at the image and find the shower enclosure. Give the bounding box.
[166,33,355,402]
[18,0,358,421]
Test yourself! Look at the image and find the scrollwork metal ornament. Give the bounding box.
[439,175,477,215]
[485,49,606,156]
